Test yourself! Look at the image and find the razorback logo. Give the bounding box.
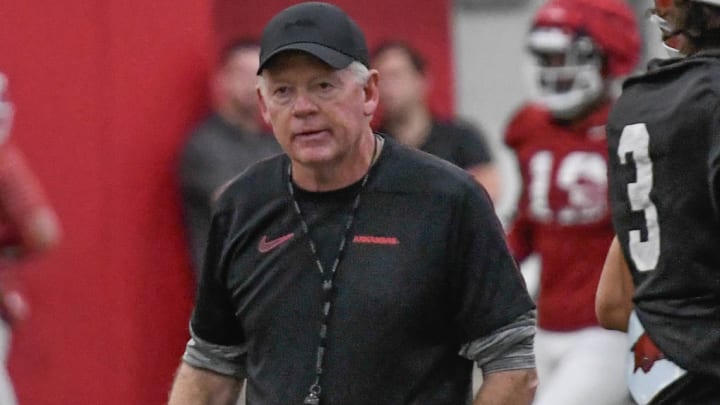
[633,332,665,374]
[352,235,399,245]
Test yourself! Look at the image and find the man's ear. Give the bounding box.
[363,69,380,117]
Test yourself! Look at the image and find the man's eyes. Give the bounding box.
[273,86,290,96]
[268,80,338,102]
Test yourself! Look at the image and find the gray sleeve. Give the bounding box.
[458,309,536,374]
[182,324,247,379]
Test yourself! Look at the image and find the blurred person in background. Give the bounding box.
[0,72,61,404]
[179,39,281,279]
[372,41,500,203]
[503,0,640,404]
[597,0,720,403]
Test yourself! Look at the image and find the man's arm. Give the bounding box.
[473,368,537,405]
[595,236,634,332]
[168,362,242,405]
[453,177,537,405]
[459,310,537,405]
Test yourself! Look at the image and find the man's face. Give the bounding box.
[217,47,261,117]
[652,0,690,55]
[373,48,426,117]
[258,52,378,167]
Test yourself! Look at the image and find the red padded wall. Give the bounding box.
[0,1,451,403]
[0,1,213,403]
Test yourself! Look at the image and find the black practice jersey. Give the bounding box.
[191,136,534,404]
[606,51,720,379]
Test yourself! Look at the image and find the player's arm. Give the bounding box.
[595,236,634,332]
[454,121,501,204]
[168,362,242,405]
[0,75,60,259]
[0,142,61,258]
[467,163,501,205]
[506,214,535,265]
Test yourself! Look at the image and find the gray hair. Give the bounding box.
[347,61,371,84]
[257,60,371,97]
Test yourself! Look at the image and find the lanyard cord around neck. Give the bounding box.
[286,135,378,405]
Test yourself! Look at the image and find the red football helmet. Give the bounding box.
[527,0,640,119]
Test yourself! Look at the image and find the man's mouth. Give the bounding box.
[294,129,329,139]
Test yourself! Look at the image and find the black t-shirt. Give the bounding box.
[382,119,493,169]
[191,137,533,404]
[607,51,720,379]
[422,120,493,169]
[294,180,362,273]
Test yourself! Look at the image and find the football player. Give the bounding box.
[504,0,640,404]
[597,0,720,403]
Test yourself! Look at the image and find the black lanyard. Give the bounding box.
[286,135,378,405]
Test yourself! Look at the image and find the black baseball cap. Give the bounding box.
[257,2,370,74]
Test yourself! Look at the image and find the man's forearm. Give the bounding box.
[473,368,537,405]
[168,362,242,405]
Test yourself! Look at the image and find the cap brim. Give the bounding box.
[257,43,354,74]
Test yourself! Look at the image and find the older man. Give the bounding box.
[168,3,537,404]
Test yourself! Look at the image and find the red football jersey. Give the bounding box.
[505,103,614,331]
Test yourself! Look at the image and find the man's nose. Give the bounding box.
[292,91,318,116]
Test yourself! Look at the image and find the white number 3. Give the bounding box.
[618,123,660,272]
